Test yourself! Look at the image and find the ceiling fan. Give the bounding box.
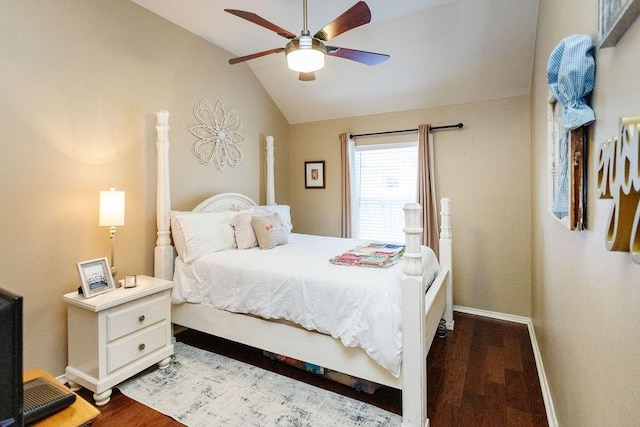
[225,0,389,81]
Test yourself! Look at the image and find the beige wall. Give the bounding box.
[290,96,532,317]
[532,0,640,425]
[0,0,289,376]
[6,2,638,422]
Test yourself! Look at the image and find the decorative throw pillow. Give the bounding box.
[231,205,293,248]
[230,213,258,249]
[258,205,293,233]
[170,211,236,263]
[251,213,288,250]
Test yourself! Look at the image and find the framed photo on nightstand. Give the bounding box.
[76,257,115,298]
[124,275,137,288]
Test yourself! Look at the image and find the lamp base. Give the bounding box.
[110,266,118,285]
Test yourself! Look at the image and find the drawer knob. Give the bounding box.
[139,343,146,351]
[138,315,145,322]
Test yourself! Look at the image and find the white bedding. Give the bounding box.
[172,233,440,377]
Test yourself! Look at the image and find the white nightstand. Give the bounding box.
[64,275,174,406]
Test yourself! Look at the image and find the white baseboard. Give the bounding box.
[453,305,531,324]
[453,305,558,427]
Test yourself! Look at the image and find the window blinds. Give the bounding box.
[354,142,418,243]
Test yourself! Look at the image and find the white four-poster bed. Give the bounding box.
[153,110,454,427]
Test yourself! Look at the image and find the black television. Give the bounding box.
[0,287,23,427]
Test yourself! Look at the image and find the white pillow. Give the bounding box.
[258,205,293,233]
[169,211,191,258]
[170,211,236,263]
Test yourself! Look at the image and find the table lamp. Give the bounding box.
[99,188,125,278]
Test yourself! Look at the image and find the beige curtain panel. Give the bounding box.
[340,132,352,238]
[418,124,439,258]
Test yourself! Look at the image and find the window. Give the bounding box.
[353,142,418,243]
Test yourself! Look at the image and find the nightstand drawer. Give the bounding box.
[106,293,166,342]
[107,322,167,373]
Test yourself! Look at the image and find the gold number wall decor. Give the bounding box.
[596,116,640,263]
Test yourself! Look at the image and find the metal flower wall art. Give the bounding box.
[189,99,245,170]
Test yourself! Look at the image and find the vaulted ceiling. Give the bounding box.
[131,0,539,124]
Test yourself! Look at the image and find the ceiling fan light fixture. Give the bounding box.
[286,35,326,73]
[226,2,388,79]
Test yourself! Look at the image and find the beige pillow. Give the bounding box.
[251,213,288,250]
[230,213,258,249]
[237,205,293,233]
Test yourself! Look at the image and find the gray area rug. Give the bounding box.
[119,342,401,427]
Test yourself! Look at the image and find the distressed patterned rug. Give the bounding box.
[118,342,401,427]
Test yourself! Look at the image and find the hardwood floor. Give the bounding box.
[426,313,548,426]
[76,387,181,427]
[77,312,548,426]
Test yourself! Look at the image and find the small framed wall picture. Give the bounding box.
[124,275,137,288]
[305,161,325,189]
[598,0,640,47]
[76,257,116,298]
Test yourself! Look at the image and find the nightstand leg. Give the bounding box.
[67,379,82,392]
[158,356,172,369]
[93,388,112,406]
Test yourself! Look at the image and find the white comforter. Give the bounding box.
[172,233,440,377]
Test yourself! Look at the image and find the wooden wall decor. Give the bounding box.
[548,90,588,230]
[546,34,594,231]
[596,116,640,263]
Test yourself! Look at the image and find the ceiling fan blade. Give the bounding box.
[326,46,389,66]
[225,9,297,39]
[229,47,285,65]
[299,72,316,81]
[314,1,371,42]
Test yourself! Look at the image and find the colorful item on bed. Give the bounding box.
[329,243,405,268]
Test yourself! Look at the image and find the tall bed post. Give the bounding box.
[155,110,174,280]
[266,136,275,206]
[440,198,454,329]
[401,199,453,427]
[402,203,428,427]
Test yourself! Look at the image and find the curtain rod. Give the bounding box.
[349,122,463,139]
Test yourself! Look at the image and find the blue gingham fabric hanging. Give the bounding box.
[547,34,595,219]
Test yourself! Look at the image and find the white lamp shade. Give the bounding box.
[99,188,125,227]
